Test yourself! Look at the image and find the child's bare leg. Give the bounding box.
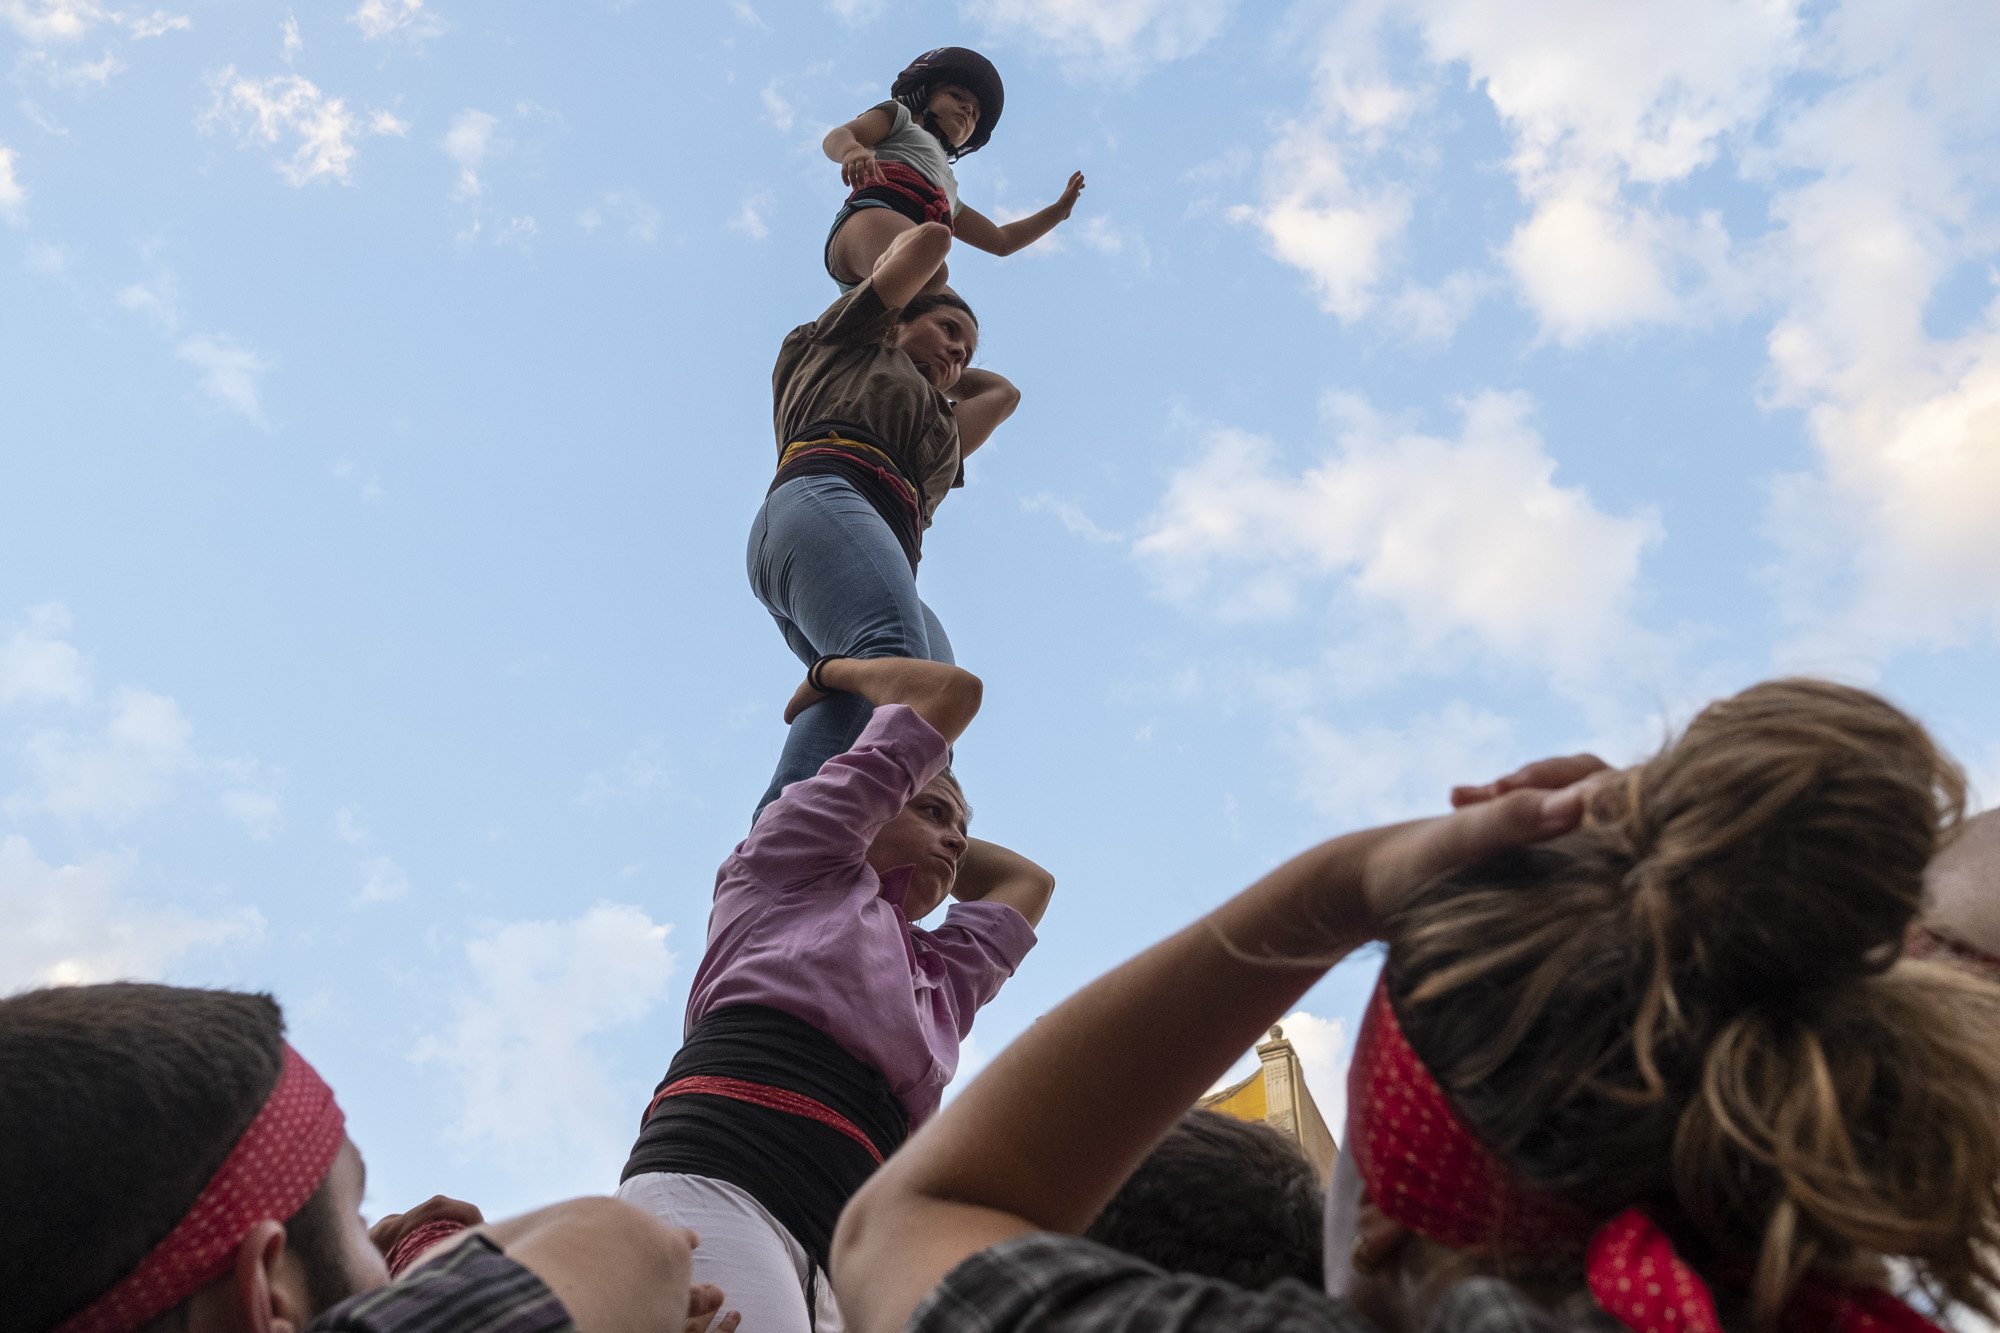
[829,208,915,287]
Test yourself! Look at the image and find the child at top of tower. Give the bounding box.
[821,46,1085,292]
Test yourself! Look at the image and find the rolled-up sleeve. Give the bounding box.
[920,899,1038,1036]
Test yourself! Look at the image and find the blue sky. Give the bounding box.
[4,0,1998,1223]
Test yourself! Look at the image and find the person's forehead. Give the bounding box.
[920,776,969,822]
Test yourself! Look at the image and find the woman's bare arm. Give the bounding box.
[829,782,1594,1333]
[951,367,1020,457]
[953,838,1056,927]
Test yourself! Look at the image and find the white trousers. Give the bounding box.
[617,1172,845,1333]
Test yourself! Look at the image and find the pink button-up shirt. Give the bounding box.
[685,705,1037,1128]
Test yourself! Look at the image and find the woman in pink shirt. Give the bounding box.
[618,657,1055,1333]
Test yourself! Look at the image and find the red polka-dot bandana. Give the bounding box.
[1346,980,1947,1333]
[56,1044,347,1333]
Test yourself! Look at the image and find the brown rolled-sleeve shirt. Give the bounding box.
[771,278,964,529]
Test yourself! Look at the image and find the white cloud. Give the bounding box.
[349,0,444,45]
[334,804,369,844]
[1384,271,1487,345]
[1022,493,1121,544]
[368,108,409,137]
[730,191,772,241]
[1503,187,1678,341]
[1283,702,1516,826]
[0,145,26,224]
[1750,2,2000,656]
[215,757,284,840]
[177,334,269,426]
[443,108,497,200]
[1135,393,1661,678]
[23,241,68,277]
[1415,0,1801,188]
[760,81,793,132]
[116,271,181,331]
[128,9,188,39]
[413,903,676,1172]
[575,744,670,807]
[0,604,88,706]
[1230,124,1408,320]
[576,190,660,242]
[730,0,768,30]
[357,853,410,903]
[971,0,1237,74]
[281,12,301,61]
[1,0,107,43]
[11,686,196,823]
[203,67,366,187]
[2,605,288,844]
[0,835,263,990]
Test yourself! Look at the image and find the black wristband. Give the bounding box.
[808,654,848,693]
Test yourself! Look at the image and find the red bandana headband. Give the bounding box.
[57,1044,347,1333]
[1346,980,1946,1333]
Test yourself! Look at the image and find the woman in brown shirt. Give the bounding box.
[749,221,1019,816]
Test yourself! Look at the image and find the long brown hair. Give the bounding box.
[1382,678,2000,1327]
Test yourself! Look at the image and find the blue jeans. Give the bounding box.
[747,475,954,817]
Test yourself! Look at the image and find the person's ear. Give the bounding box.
[191,1220,311,1333]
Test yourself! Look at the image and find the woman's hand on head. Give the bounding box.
[1357,768,1599,928]
[1450,753,1611,808]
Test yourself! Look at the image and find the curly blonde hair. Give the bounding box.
[1382,678,2000,1327]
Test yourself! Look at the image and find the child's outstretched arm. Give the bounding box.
[785,656,983,746]
[950,172,1087,257]
[954,838,1055,928]
[950,367,1020,457]
[823,107,896,188]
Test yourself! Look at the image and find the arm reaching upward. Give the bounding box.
[951,173,1087,257]
[786,656,983,745]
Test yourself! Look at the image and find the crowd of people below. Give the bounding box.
[7,672,2000,1333]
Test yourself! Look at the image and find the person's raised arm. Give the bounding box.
[950,367,1019,457]
[950,173,1087,257]
[830,777,1597,1333]
[954,837,1055,928]
[786,656,982,746]
[823,106,894,189]
[871,220,955,312]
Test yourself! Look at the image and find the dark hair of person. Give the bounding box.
[0,982,352,1331]
[899,290,977,331]
[1380,678,2000,1327]
[1085,1108,1324,1290]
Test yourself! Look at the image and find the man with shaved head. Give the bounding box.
[2,980,708,1333]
